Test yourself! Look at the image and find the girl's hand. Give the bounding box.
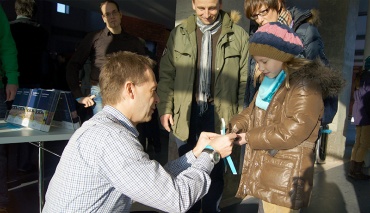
[234,133,247,146]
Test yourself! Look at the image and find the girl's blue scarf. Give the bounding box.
[256,71,286,110]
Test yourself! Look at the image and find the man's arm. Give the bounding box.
[237,30,250,113]
[157,31,176,130]
[66,32,95,99]
[101,131,235,212]
[0,5,19,100]
[160,113,173,132]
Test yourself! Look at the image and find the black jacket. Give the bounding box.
[10,17,49,88]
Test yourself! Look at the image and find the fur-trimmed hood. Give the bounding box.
[289,6,321,29]
[181,9,245,36]
[229,10,242,24]
[290,60,345,98]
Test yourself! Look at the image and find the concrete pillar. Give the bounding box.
[317,0,359,161]
[363,2,370,61]
[362,1,370,167]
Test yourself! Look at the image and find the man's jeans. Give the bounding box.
[90,85,103,115]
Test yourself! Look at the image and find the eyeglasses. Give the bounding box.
[250,8,269,20]
[103,10,119,18]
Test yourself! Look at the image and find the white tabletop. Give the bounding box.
[0,121,74,144]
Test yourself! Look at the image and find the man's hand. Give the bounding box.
[160,114,173,132]
[5,84,18,101]
[208,133,236,158]
[192,132,236,158]
[78,95,96,108]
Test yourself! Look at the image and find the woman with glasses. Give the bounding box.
[243,0,330,108]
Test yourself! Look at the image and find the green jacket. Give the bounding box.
[0,5,18,89]
[158,10,249,141]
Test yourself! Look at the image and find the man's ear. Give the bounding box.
[124,81,135,99]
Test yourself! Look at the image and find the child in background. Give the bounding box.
[348,57,370,180]
[229,22,345,212]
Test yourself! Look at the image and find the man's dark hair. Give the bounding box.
[100,0,120,14]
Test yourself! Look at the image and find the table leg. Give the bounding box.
[38,141,44,213]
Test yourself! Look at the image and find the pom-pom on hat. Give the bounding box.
[249,22,304,62]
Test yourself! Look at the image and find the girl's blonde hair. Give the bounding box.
[254,57,313,89]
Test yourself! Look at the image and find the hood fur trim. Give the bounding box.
[307,9,321,27]
[290,60,345,98]
[229,10,241,24]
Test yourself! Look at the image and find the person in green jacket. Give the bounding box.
[157,0,249,212]
[0,4,19,213]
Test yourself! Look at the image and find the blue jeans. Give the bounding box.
[90,85,103,115]
[178,102,223,213]
[0,88,8,208]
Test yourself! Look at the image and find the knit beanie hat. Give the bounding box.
[364,56,370,71]
[249,22,304,62]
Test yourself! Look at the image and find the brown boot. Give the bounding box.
[348,160,370,180]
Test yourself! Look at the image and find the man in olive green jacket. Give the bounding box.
[157,0,249,211]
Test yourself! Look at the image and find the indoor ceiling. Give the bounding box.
[46,0,176,29]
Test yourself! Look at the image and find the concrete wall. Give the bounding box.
[318,0,359,161]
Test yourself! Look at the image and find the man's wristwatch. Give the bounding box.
[203,148,221,164]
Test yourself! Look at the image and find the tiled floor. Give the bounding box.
[5,122,370,213]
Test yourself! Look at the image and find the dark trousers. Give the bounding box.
[0,145,7,208]
[17,143,35,172]
[138,109,161,153]
[0,89,8,208]
[178,102,224,213]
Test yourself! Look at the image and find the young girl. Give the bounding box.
[229,22,345,212]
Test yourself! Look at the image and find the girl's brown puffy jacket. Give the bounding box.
[229,60,345,209]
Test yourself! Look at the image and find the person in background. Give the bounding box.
[9,0,49,180]
[157,0,249,212]
[43,51,236,212]
[0,5,19,213]
[66,0,145,115]
[229,22,345,213]
[243,0,337,128]
[52,52,70,91]
[77,58,93,123]
[10,0,49,89]
[348,56,370,180]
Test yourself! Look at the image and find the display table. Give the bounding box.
[0,121,74,212]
